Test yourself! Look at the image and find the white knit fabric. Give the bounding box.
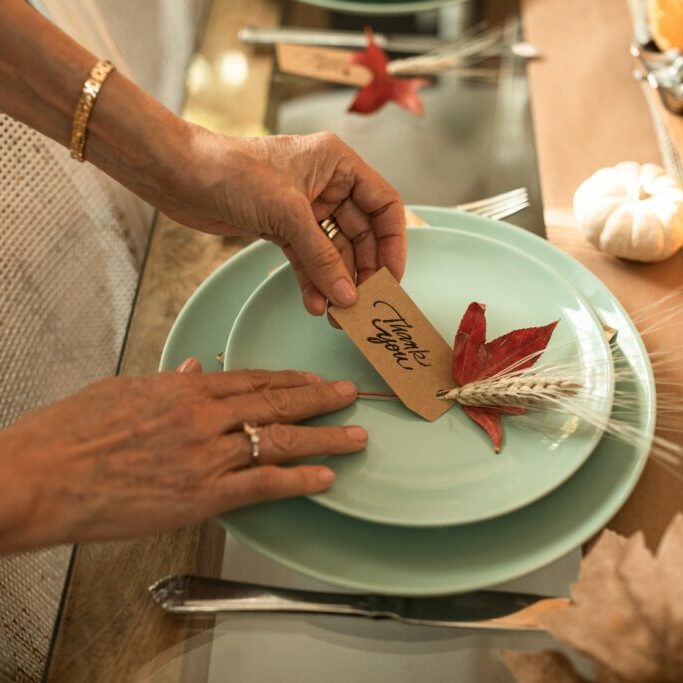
[0,1,208,680]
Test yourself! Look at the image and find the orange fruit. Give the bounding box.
[649,0,683,50]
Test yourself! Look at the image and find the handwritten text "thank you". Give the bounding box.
[367,301,431,371]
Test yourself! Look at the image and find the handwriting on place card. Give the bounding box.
[329,268,454,422]
[367,301,431,371]
[275,44,371,87]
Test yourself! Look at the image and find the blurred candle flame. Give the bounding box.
[187,54,213,95]
[217,50,248,87]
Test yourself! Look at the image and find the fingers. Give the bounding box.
[221,380,357,431]
[261,423,368,461]
[201,369,320,398]
[260,236,326,314]
[334,230,356,287]
[309,137,405,285]
[151,372,338,443]
[177,357,203,373]
[218,464,337,510]
[312,139,405,282]
[283,234,355,320]
[331,197,379,285]
[283,202,358,309]
[327,232,354,327]
[348,164,406,282]
[282,244,326,316]
[219,423,368,468]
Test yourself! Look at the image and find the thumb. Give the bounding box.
[286,205,357,308]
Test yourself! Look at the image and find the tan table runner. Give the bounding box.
[522,0,683,547]
[657,99,683,165]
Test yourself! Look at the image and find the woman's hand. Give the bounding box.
[0,361,366,553]
[162,129,407,315]
[2,2,405,314]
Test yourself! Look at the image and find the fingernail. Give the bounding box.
[308,292,326,316]
[304,372,322,384]
[346,426,368,443]
[331,278,357,306]
[334,380,357,397]
[318,468,335,485]
[178,357,197,373]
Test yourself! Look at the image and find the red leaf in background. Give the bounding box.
[452,304,559,452]
[349,29,429,115]
[350,28,389,72]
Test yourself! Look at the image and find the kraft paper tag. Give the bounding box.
[275,44,371,87]
[329,268,455,422]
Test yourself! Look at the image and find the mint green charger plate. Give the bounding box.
[225,228,614,527]
[295,0,461,15]
[159,208,654,595]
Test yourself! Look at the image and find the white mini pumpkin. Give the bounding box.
[573,161,683,262]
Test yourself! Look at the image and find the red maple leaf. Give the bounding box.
[348,29,429,116]
[453,302,559,452]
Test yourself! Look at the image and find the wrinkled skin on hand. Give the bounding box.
[163,130,407,316]
[0,360,367,552]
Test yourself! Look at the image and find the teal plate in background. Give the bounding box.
[160,209,654,595]
[159,243,285,372]
[294,0,462,15]
[225,228,614,527]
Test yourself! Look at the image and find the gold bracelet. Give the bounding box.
[69,59,115,162]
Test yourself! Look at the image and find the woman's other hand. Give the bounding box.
[0,361,366,552]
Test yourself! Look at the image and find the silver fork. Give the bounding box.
[405,187,529,226]
[454,186,530,219]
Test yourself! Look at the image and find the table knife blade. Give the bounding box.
[149,575,569,631]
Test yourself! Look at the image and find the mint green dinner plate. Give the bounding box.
[160,209,654,595]
[225,228,614,527]
[296,0,461,15]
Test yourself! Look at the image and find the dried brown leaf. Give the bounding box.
[539,515,683,682]
[656,514,683,623]
[594,663,630,683]
[503,651,589,683]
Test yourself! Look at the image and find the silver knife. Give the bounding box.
[239,26,449,54]
[149,575,569,631]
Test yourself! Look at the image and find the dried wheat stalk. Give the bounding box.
[436,375,581,407]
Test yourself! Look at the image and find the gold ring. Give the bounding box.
[319,216,341,241]
[243,422,261,467]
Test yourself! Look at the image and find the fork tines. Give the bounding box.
[454,187,529,220]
